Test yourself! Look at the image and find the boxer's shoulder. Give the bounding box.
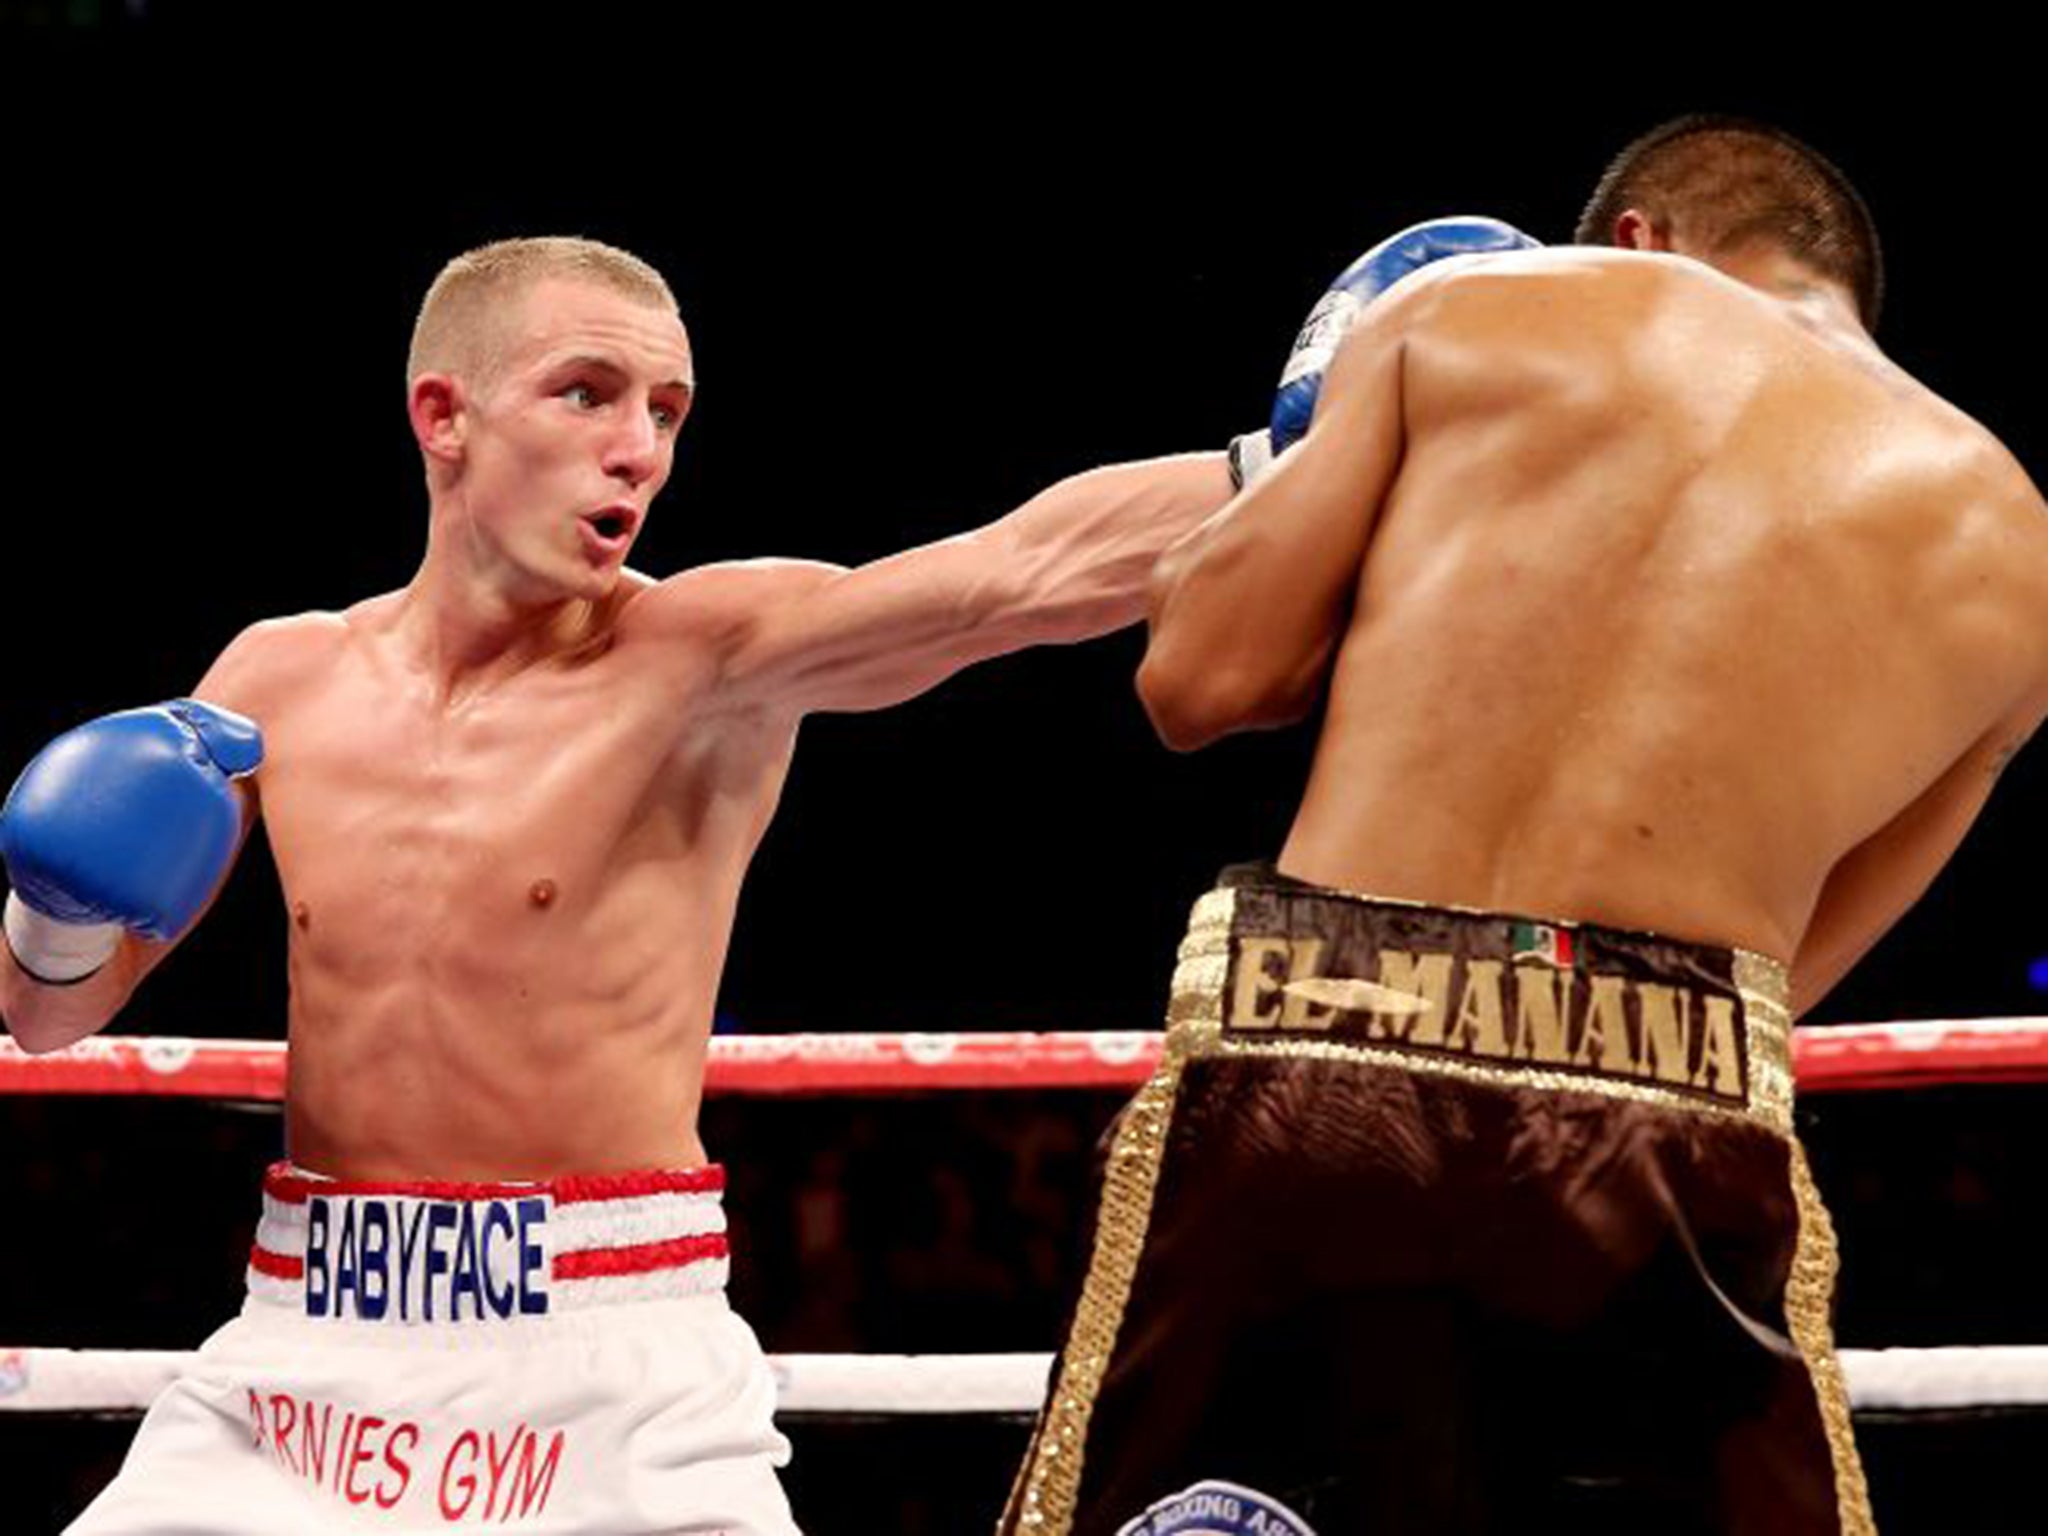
[1877,410,2048,631]
[194,608,354,717]
[621,557,848,663]
[640,557,846,612]
[1360,249,1661,387]
[1395,245,1791,340]
[1974,461,2048,717]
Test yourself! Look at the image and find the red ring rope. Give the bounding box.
[1,1020,2044,1101]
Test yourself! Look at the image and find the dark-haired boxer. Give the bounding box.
[1006,117,2048,1536]
[0,222,1509,1535]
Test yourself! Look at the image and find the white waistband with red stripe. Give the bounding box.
[247,1162,729,1324]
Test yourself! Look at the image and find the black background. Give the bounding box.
[3,18,2047,1535]
[2,24,2044,1043]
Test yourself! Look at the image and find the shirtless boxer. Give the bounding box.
[1005,117,2048,1536]
[0,236,1242,1535]
[0,222,1524,1533]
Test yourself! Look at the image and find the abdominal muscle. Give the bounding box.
[248,620,788,1182]
[278,869,735,1181]
[283,998,717,1184]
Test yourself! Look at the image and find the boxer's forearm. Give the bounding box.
[979,451,1234,646]
[1138,313,1410,751]
[0,934,148,1054]
[1137,467,1349,751]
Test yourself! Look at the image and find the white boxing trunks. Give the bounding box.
[66,1162,799,1535]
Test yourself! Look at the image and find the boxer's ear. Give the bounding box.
[410,373,467,464]
[1612,210,1673,252]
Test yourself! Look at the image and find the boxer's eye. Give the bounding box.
[563,382,601,408]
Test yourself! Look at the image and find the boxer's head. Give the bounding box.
[406,237,695,605]
[1575,115,1883,331]
[408,236,683,396]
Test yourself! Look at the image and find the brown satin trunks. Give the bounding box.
[1005,864,1875,1536]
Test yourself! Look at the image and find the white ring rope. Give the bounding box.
[2,1346,2043,1417]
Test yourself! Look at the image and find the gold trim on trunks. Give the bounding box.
[1002,887,1236,1533]
[1736,949,1796,1134]
[1786,1139,1878,1534]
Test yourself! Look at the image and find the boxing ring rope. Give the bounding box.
[5,1022,2048,1419]
[7,1018,2048,1100]
[8,1345,2048,1417]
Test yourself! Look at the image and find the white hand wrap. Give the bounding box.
[4,891,120,984]
[1227,428,1275,490]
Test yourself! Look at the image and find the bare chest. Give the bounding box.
[256,655,699,950]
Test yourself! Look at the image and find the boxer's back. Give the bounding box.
[1283,250,2048,964]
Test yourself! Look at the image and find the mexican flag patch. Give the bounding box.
[1510,921,1576,968]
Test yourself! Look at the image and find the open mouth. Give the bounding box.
[578,507,639,564]
[580,503,642,552]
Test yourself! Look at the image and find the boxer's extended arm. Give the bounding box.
[1136,284,1417,751]
[694,452,1234,715]
[0,630,269,1053]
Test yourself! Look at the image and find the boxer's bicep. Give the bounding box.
[714,456,1234,716]
[187,624,272,854]
[1138,317,1406,750]
[720,540,1017,714]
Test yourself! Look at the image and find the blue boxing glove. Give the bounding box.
[1,700,263,983]
[1229,216,1542,487]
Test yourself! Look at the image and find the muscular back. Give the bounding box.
[1276,252,2048,983]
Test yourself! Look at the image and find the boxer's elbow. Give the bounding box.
[1138,653,1311,751]
[1140,683,1225,752]
[2,1003,93,1055]
[0,959,128,1055]
[7,1024,67,1056]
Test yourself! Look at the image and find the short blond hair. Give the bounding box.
[406,236,678,390]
